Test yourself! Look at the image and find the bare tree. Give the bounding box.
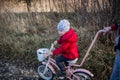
[110,0,120,22]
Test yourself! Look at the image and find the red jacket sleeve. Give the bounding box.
[53,42,71,55]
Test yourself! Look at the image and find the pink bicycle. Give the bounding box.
[36,30,106,80]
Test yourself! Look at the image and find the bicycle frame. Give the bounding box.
[41,55,94,79]
[42,57,60,74]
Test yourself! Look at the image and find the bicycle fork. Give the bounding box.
[43,62,49,74]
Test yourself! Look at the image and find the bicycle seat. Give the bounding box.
[67,58,78,64]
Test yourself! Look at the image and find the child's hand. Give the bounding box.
[47,51,53,55]
[54,40,58,45]
[44,51,53,58]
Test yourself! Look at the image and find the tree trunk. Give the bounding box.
[25,0,31,12]
[111,0,120,22]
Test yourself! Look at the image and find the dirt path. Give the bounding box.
[0,60,41,80]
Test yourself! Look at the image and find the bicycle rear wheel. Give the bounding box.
[71,71,93,80]
[38,64,54,80]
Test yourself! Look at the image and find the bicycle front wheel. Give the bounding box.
[71,71,93,80]
[38,64,53,80]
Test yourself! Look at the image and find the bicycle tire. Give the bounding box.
[38,64,54,80]
[71,71,93,80]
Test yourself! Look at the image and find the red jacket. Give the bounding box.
[53,28,79,60]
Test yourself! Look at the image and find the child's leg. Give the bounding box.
[64,61,69,66]
[55,55,70,71]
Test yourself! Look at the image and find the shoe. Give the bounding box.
[58,76,65,80]
[56,71,65,80]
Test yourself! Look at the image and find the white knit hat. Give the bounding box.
[57,19,70,32]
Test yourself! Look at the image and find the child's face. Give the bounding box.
[58,30,66,36]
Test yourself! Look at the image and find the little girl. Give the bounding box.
[46,19,79,79]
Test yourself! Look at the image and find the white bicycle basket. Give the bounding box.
[37,48,49,62]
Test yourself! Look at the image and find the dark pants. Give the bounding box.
[110,49,120,80]
[55,55,70,71]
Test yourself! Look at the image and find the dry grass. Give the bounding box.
[0,0,119,79]
[0,11,115,80]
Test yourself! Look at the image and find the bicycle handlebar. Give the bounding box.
[50,43,54,51]
[98,29,107,33]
